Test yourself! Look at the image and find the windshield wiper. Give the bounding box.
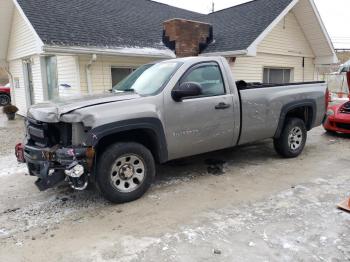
[113,88,136,93]
[122,89,135,92]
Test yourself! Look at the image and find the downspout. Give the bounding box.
[85,54,97,95]
[302,57,305,82]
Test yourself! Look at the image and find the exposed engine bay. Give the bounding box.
[17,117,95,191]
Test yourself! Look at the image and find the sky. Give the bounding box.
[154,0,350,49]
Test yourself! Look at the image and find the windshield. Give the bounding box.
[113,62,181,95]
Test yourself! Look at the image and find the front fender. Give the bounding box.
[85,117,168,163]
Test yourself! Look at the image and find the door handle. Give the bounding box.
[215,102,231,110]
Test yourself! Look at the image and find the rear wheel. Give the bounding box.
[0,94,10,106]
[274,118,307,158]
[96,142,155,203]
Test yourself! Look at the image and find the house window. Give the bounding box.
[111,67,134,87]
[45,56,58,100]
[263,68,292,84]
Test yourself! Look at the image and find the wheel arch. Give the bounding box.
[86,118,168,164]
[274,99,316,139]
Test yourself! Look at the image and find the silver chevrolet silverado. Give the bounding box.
[16,57,328,203]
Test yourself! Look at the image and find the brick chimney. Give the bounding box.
[163,19,213,57]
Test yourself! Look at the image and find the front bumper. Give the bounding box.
[16,144,94,191]
[323,116,350,134]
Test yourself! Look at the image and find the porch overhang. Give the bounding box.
[42,45,176,59]
[200,49,249,57]
[315,54,339,65]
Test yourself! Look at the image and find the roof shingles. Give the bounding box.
[17,0,293,53]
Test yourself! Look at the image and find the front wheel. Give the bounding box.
[274,118,307,158]
[96,142,155,203]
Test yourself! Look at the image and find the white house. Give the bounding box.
[0,0,337,115]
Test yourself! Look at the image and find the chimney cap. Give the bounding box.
[163,18,212,26]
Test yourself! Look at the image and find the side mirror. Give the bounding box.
[171,82,202,102]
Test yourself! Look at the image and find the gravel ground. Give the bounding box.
[0,111,349,261]
[0,111,25,157]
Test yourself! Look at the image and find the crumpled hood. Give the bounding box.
[27,92,140,122]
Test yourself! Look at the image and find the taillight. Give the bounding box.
[325,88,330,109]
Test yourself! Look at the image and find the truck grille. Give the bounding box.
[26,118,72,147]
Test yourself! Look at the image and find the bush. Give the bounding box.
[2,104,18,114]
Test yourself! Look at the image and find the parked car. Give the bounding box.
[323,101,350,134]
[0,85,11,106]
[16,57,328,203]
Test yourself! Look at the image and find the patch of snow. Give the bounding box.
[113,47,175,58]
[248,241,256,247]
[320,236,328,245]
[53,45,176,58]
[0,228,9,237]
[15,241,23,247]
[282,241,299,252]
[0,155,27,177]
[118,236,161,262]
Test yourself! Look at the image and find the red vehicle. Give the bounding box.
[323,101,350,134]
[0,85,11,106]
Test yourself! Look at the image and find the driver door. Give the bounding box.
[164,62,236,160]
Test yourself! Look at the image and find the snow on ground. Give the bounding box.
[0,155,27,177]
[102,173,350,262]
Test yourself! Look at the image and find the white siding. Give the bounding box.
[231,11,316,83]
[57,55,80,97]
[31,56,44,103]
[78,55,157,94]
[258,12,314,57]
[7,9,41,61]
[293,0,334,57]
[231,54,315,82]
[9,55,44,115]
[0,0,13,61]
[9,59,26,115]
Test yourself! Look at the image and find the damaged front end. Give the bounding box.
[16,117,95,191]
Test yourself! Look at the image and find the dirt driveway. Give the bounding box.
[0,112,349,261]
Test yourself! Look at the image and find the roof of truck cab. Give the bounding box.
[16,0,294,54]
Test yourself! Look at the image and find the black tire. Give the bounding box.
[96,142,155,203]
[274,118,307,158]
[0,94,11,106]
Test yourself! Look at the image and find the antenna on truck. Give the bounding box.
[211,1,215,12]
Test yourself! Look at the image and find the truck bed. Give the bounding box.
[236,81,327,145]
[236,80,325,90]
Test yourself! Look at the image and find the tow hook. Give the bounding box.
[65,162,85,178]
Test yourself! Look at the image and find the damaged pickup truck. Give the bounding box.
[16,57,328,203]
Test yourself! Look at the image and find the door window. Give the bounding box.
[181,63,225,97]
[263,68,292,84]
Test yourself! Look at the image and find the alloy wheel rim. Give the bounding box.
[288,127,303,150]
[110,154,145,193]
